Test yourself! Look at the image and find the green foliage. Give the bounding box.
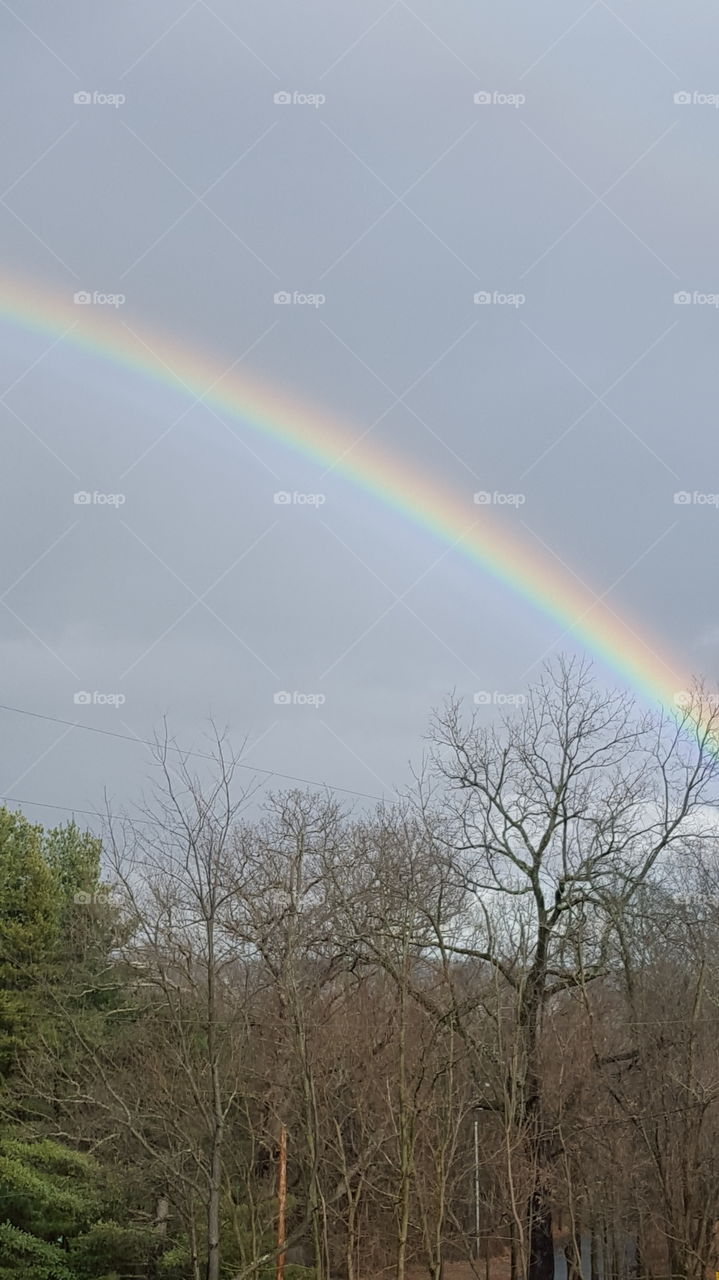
[0,1136,184,1280]
[0,808,127,1088]
[0,810,57,1076]
[42,823,101,908]
[0,803,316,1280]
[0,1135,100,1244]
[42,823,105,962]
[155,1239,193,1277]
[71,1219,179,1280]
[259,1266,315,1280]
[0,1135,94,1278]
[0,1222,76,1280]
[0,811,139,1277]
[0,810,111,1078]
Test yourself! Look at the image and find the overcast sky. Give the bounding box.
[1,0,718,825]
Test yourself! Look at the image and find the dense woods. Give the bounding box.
[3,661,719,1280]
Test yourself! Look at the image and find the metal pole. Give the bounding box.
[277,1124,287,1280]
[474,1117,480,1262]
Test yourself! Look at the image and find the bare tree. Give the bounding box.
[229,791,347,1280]
[426,659,719,1280]
[592,859,719,1280]
[104,728,257,1280]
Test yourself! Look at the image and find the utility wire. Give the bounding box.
[0,793,158,827]
[0,702,387,803]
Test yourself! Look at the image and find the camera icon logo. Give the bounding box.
[73,291,92,304]
[273,691,292,704]
[274,291,292,304]
[473,691,492,705]
[274,91,292,105]
[73,491,92,504]
[674,91,692,105]
[274,491,292,504]
[474,291,492,305]
[673,491,692,504]
[673,291,692,305]
[674,690,692,708]
[473,491,492,505]
[474,91,492,105]
[73,90,92,105]
[74,691,92,705]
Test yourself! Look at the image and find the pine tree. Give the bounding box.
[0,809,56,1078]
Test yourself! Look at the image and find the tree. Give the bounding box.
[230,791,347,1280]
[426,659,719,1280]
[592,866,719,1280]
[3,668,719,1280]
[0,810,56,1079]
[0,1135,99,1280]
[102,730,257,1280]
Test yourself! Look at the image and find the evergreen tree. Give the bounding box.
[0,809,56,1078]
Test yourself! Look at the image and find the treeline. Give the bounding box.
[3,660,719,1280]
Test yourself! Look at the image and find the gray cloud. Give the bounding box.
[1,0,717,823]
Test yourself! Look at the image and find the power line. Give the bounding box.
[0,703,387,803]
[0,793,158,827]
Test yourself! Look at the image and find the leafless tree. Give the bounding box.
[424,659,719,1280]
[103,728,258,1280]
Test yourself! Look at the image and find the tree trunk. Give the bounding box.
[521,944,554,1280]
[590,1224,601,1280]
[395,963,415,1280]
[277,1125,287,1280]
[207,1136,222,1280]
[206,925,224,1280]
[529,1189,555,1280]
[611,1231,621,1280]
[154,1195,169,1236]
[523,1078,554,1280]
[189,1207,202,1280]
[346,1196,356,1280]
[565,1229,583,1280]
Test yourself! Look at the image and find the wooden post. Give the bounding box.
[277,1125,287,1280]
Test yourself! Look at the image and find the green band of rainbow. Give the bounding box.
[0,272,693,714]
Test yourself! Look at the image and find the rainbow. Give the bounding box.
[0,271,699,717]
